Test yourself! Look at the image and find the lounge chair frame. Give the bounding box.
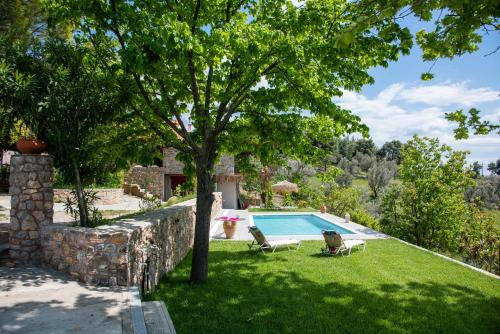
[248,226,301,253]
[321,231,365,256]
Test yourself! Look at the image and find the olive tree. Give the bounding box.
[367,159,397,198]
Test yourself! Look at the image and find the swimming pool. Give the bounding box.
[252,214,355,236]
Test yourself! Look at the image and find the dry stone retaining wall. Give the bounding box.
[9,155,53,264]
[41,193,222,288]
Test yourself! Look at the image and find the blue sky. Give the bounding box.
[336,14,500,167]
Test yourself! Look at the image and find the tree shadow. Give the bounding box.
[147,247,500,334]
[0,265,129,333]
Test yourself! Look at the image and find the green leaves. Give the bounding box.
[445,108,500,140]
[381,135,475,251]
[420,72,434,81]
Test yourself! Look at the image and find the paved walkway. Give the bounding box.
[211,210,387,241]
[0,193,142,225]
[0,266,132,334]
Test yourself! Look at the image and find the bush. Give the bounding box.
[460,208,499,275]
[350,208,380,230]
[281,192,295,207]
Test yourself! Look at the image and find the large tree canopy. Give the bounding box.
[44,0,499,282]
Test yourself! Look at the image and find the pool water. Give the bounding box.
[252,214,354,236]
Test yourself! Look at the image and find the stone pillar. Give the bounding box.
[9,154,53,264]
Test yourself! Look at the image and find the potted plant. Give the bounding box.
[320,205,327,214]
[15,126,47,154]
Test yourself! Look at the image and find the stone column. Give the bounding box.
[9,154,53,264]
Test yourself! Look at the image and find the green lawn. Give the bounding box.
[146,239,500,334]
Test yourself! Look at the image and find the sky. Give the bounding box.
[335,14,500,168]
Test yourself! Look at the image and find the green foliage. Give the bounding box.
[420,72,434,81]
[460,208,500,275]
[445,108,500,140]
[350,208,380,230]
[281,192,295,207]
[380,136,475,251]
[63,189,103,227]
[139,194,162,212]
[487,159,500,175]
[376,140,403,163]
[44,0,500,281]
[317,166,343,187]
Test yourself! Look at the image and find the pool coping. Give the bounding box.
[249,212,360,237]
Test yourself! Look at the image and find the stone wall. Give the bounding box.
[54,188,124,205]
[9,155,53,264]
[163,148,235,176]
[214,155,235,175]
[126,166,165,199]
[41,192,222,289]
[162,148,185,175]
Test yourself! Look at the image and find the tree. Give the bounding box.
[376,140,403,163]
[471,161,482,178]
[355,138,376,156]
[487,159,500,175]
[39,38,131,226]
[367,160,396,198]
[380,136,474,250]
[47,0,499,283]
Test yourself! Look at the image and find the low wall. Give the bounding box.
[41,193,222,289]
[53,188,124,205]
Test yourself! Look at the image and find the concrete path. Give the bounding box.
[211,210,387,241]
[0,266,132,334]
[0,193,142,225]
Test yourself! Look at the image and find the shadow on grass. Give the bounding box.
[146,246,500,334]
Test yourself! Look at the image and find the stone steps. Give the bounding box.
[142,301,177,334]
[127,287,176,334]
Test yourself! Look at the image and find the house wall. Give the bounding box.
[126,166,165,199]
[217,181,238,209]
[162,148,185,175]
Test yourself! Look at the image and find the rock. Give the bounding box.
[21,215,37,231]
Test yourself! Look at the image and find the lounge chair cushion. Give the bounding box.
[343,239,365,248]
[268,239,300,247]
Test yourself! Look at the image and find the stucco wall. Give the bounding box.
[40,193,222,289]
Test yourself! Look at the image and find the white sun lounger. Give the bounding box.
[322,230,365,255]
[248,226,300,253]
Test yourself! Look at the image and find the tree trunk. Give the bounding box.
[72,159,89,227]
[190,162,214,283]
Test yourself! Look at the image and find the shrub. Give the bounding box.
[460,208,499,274]
[350,208,380,230]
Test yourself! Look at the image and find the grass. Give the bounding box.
[146,239,500,334]
[248,207,319,212]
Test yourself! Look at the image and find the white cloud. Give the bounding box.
[336,81,500,165]
[396,81,499,107]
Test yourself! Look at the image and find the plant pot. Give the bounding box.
[223,220,237,239]
[16,138,47,154]
[320,205,327,214]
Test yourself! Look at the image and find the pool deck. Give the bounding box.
[210,210,388,241]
